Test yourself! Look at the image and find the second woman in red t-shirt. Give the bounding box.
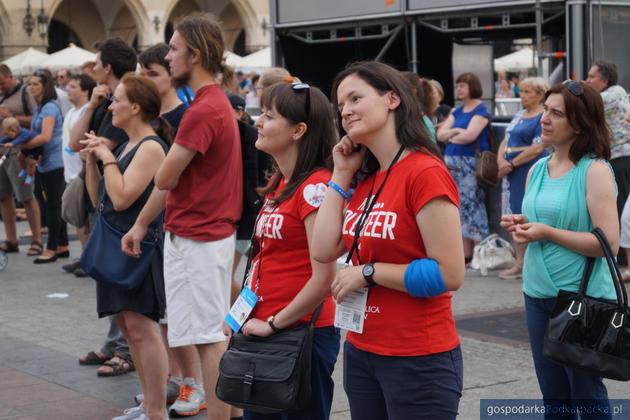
[239,81,340,420]
[312,61,466,419]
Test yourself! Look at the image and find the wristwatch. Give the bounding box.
[362,263,377,288]
[267,315,281,333]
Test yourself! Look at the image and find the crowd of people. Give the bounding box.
[1,9,630,420]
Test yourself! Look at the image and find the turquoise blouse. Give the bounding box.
[522,155,617,300]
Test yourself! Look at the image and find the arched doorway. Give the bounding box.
[48,20,82,53]
[48,0,145,51]
[165,0,252,54]
[47,0,106,51]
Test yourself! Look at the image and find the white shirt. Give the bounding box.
[62,103,87,183]
[55,88,73,117]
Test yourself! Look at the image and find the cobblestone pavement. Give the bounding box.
[1,221,628,420]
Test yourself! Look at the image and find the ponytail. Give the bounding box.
[152,115,173,145]
[220,64,236,93]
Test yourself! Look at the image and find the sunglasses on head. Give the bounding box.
[291,82,311,117]
[562,79,584,96]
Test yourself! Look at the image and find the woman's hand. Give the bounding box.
[332,135,366,180]
[241,318,274,337]
[121,222,148,258]
[512,222,551,244]
[332,265,368,303]
[500,214,528,233]
[223,322,233,338]
[497,159,513,179]
[81,131,113,162]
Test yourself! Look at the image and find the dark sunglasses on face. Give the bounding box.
[291,82,311,117]
[562,79,584,96]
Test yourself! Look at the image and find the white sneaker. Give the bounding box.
[135,376,182,405]
[113,404,144,420]
[137,410,169,420]
[168,378,206,417]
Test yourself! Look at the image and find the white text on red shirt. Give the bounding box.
[342,208,397,240]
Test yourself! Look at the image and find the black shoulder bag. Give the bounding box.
[543,227,630,381]
[216,207,323,414]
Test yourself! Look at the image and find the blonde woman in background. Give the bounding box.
[497,77,549,279]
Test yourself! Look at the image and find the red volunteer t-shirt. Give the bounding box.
[164,84,242,241]
[342,151,460,356]
[250,169,335,328]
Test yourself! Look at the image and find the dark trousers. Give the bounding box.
[343,341,463,420]
[524,294,611,420]
[244,327,341,420]
[36,168,68,250]
[610,156,630,264]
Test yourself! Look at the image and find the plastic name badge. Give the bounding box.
[334,287,368,333]
[225,287,258,333]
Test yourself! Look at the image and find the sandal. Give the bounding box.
[78,351,109,366]
[499,265,523,280]
[26,241,43,256]
[97,354,135,377]
[0,241,19,253]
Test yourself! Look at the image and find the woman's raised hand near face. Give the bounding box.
[332,135,366,181]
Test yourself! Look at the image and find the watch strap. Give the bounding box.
[268,316,281,333]
[363,263,377,288]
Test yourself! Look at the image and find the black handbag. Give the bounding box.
[543,228,630,381]
[215,207,324,413]
[216,303,323,413]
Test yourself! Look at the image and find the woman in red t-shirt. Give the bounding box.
[312,61,466,419]
[238,81,340,420]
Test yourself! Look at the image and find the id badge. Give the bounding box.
[225,287,258,333]
[334,287,368,333]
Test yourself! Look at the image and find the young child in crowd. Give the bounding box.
[0,117,41,185]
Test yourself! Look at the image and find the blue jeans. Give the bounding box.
[524,294,611,420]
[244,326,341,420]
[343,341,463,420]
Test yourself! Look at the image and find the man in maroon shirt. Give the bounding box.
[122,13,242,420]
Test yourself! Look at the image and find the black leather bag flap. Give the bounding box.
[219,350,296,382]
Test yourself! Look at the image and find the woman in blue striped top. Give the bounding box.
[501,81,618,418]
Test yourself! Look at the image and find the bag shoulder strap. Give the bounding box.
[471,105,494,154]
[21,84,31,116]
[309,302,324,327]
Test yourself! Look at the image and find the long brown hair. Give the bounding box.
[120,73,172,144]
[545,82,611,162]
[331,61,440,173]
[259,82,335,204]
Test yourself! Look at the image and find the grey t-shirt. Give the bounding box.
[0,82,36,122]
[0,82,36,156]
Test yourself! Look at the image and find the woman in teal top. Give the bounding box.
[501,81,618,419]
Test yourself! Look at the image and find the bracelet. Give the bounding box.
[328,180,351,200]
[508,161,516,169]
[102,161,118,169]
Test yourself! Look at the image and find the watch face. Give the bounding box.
[363,264,374,277]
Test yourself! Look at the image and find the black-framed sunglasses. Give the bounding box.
[291,82,311,117]
[563,79,584,96]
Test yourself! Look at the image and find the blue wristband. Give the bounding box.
[404,258,447,297]
[328,180,351,200]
